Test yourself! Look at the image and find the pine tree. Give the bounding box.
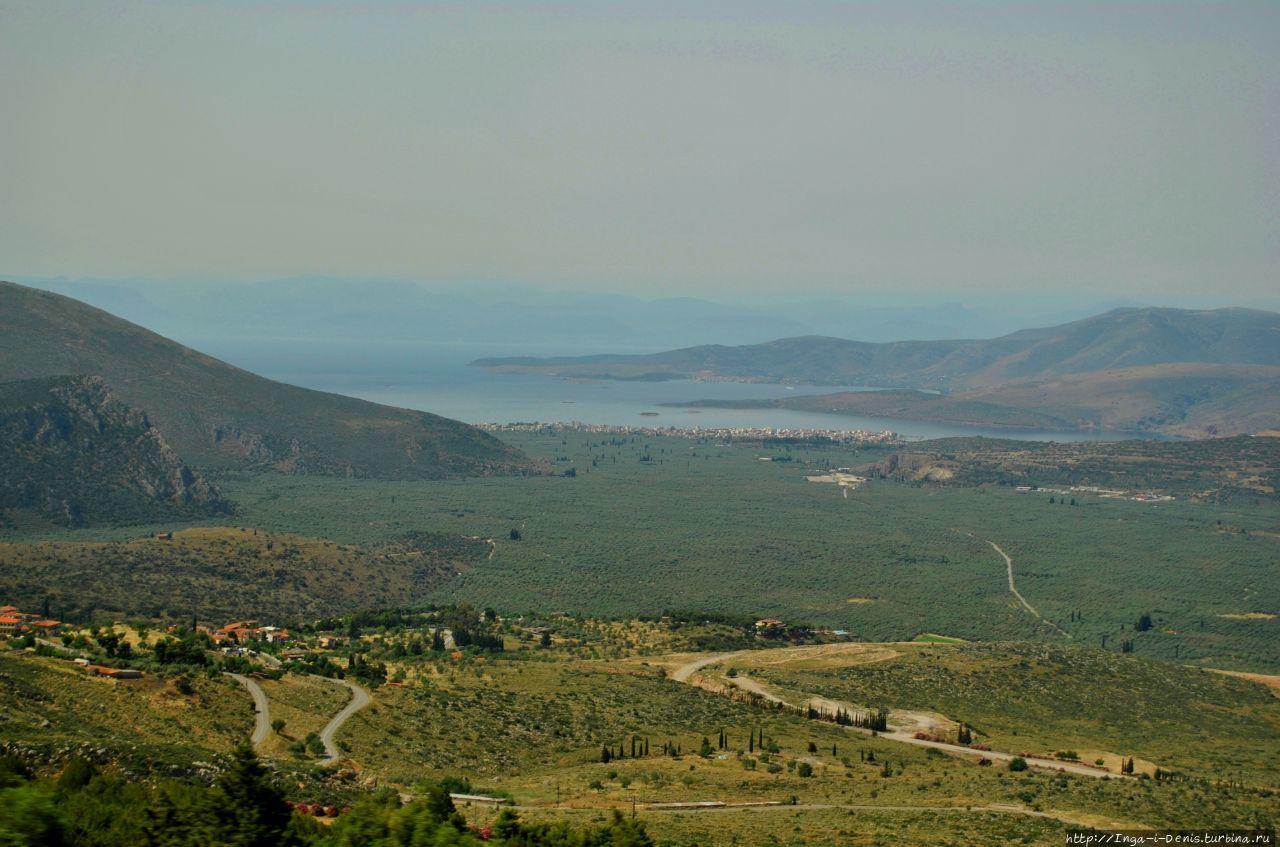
[214,745,292,847]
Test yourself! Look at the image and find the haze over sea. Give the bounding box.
[200,337,1150,442]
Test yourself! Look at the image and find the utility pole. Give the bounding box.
[555,781,560,808]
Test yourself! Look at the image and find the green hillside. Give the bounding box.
[0,376,229,528]
[0,526,489,623]
[0,281,537,479]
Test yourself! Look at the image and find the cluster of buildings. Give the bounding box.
[0,604,62,638]
[479,421,900,446]
[69,657,142,680]
[207,619,292,645]
[1014,485,1175,503]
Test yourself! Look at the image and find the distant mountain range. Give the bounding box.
[14,275,1207,350]
[0,282,538,495]
[476,307,1280,437]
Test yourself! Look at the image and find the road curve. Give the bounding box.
[671,651,743,683]
[669,653,1122,780]
[227,673,271,749]
[315,676,371,765]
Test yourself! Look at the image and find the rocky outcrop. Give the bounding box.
[0,376,230,527]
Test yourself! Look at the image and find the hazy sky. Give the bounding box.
[2,1,1277,304]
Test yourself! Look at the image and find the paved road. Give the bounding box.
[670,653,1122,780]
[315,676,371,765]
[227,673,271,749]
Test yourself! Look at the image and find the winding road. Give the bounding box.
[226,671,369,763]
[315,676,371,765]
[227,673,272,749]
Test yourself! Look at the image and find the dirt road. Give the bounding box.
[637,800,1114,828]
[988,540,1070,638]
[670,651,1121,780]
[671,651,742,683]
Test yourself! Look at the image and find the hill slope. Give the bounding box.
[0,526,489,623]
[479,307,1280,435]
[0,376,229,527]
[0,281,536,479]
[687,363,1280,436]
[476,307,1280,390]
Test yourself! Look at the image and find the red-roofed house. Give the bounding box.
[262,628,290,644]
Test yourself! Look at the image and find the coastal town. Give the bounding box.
[478,421,900,447]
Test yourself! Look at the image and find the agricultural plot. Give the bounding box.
[209,431,1278,671]
[4,429,1275,669]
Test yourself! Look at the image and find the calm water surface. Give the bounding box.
[199,338,1156,442]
